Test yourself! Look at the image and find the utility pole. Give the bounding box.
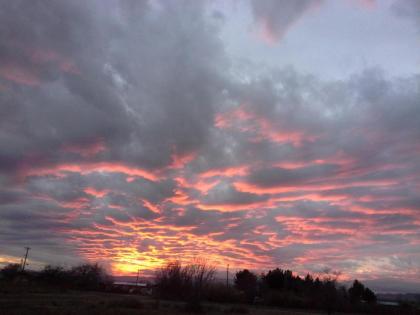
[135,268,140,286]
[22,247,30,271]
[226,264,229,289]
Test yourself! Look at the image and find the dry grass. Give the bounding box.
[0,291,364,315]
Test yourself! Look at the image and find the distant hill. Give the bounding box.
[377,293,420,303]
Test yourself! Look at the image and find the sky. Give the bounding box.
[0,0,419,293]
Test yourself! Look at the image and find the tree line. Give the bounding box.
[233,268,376,314]
[1,260,419,314]
[154,260,418,314]
[0,262,112,291]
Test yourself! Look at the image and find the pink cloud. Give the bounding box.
[0,62,41,86]
[22,161,158,182]
[0,42,80,85]
[199,165,249,179]
[61,139,106,158]
[215,107,316,146]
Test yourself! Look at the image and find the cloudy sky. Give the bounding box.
[0,0,419,292]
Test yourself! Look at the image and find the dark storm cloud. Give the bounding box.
[0,0,228,175]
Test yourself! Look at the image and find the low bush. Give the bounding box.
[205,283,245,304]
[0,264,21,280]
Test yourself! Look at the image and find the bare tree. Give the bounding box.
[187,258,216,300]
[154,258,215,302]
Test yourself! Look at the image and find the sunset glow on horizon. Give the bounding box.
[1,0,420,293]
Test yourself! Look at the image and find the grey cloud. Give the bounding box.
[248,164,339,188]
[0,0,229,175]
[250,0,322,41]
[202,182,268,206]
[392,0,420,30]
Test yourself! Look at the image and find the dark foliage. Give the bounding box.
[70,263,113,290]
[234,269,257,303]
[0,263,21,280]
[259,268,380,314]
[205,283,245,304]
[154,260,188,300]
[0,262,112,292]
[37,265,69,286]
[262,268,294,291]
[152,263,385,314]
[363,287,377,304]
[349,279,365,303]
[154,259,215,302]
[2,261,410,315]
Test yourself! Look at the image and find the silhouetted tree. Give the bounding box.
[155,260,184,299]
[38,265,69,286]
[321,278,338,315]
[304,273,313,284]
[362,287,377,304]
[348,279,365,303]
[186,259,216,302]
[69,263,112,290]
[155,259,381,313]
[234,269,257,303]
[262,268,285,290]
[283,269,293,290]
[154,259,215,304]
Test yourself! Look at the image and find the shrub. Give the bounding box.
[154,259,215,301]
[69,263,113,290]
[234,270,257,303]
[0,263,21,280]
[205,283,245,304]
[38,265,69,286]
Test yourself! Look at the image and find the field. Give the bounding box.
[0,291,354,315]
